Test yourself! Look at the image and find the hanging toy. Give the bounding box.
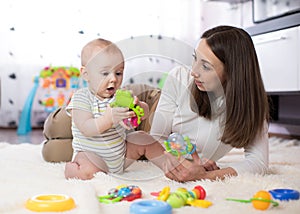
[151,185,212,208]
[98,185,142,204]
[226,190,279,210]
[164,133,196,158]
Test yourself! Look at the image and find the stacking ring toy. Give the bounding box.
[130,200,172,214]
[269,189,300,201]
[25,194,76,212]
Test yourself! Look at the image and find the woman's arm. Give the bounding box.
[165,123,269,182]
[228,122,269,175]
[164,151,237,181]
[150,67,185,142]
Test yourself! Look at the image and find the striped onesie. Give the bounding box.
[66,88,126,173]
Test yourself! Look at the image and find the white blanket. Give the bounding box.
[0,137,299,214]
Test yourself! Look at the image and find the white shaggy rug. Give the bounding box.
[0,137,300,214]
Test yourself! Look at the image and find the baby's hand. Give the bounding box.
[105,105,135,126]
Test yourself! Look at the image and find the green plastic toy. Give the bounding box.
[110,89,144,128]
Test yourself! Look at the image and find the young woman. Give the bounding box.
[150,25,270,181]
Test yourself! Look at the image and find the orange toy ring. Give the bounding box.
[25,194,76,212]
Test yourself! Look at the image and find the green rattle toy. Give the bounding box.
[110,89,144,128]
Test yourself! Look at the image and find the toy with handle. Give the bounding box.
[226,190,279,210]
[110,89,144,128]
[98,185,142,204]
[17,76,39,135]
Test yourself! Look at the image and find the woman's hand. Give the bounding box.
[201,158,220,171]
[163,152,205,182]
[164,152,220,182]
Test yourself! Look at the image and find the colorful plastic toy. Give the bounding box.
[17,65,82,135]
[98,185,142,204]
[130,200,172,214]
[164,133,196,158]
[17,76,39,135]
[152,186,212,208]
[269,189,300,201]
[226,190,279,210]
[110,89,144,128]
[25,194,75,212]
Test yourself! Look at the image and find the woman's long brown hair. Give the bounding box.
[190,26,269,148]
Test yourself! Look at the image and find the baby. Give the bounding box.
[64,38,168,180]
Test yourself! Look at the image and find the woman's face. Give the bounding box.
[191,39,226,97]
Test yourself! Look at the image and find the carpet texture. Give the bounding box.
[0,137,299,214]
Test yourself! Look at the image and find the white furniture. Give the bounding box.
[252,26,300,92]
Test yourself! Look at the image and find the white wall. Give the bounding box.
[0,0,249,128]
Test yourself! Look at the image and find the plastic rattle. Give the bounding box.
[98,185,142,204]
[25,194,76,212]
[226,190,279,210]
[152,185,212,208]
[130,200,172,214]
[110,89,144,128]
[164,133,196,158]
[269,188,300,201]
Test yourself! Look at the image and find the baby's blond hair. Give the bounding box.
[81,38,121,66]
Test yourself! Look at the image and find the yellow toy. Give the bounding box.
[25,194,76,212]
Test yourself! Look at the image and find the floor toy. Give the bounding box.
[164,133,196,158]
[152,185,212,208]
[25,194,75,212]
[17,76,39,135]
[226,190,279,210]
[17,66,82,135]
[98,185,142,204]
[269,189,300,201]
[130,200,172,214]
[110,89,144,128]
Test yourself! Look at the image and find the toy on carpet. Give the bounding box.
[164,133,196,158]
[25,194,76,212]
[130,200,172,214]
[151,185,212,208]
[110,89,144,128]
[98,185,142,204]
[269,188,299,201]
[226,190,279,210]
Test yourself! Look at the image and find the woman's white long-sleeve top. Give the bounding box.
[150,66,269,175]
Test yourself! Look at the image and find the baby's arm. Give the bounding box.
[71,106,135,137]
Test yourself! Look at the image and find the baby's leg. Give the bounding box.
[125,131,180,172]
[65,151,108,180]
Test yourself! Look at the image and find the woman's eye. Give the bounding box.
[202,63,211,71]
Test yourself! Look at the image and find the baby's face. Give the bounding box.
[85,50,124,100]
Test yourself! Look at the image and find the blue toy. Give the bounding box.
[130,200,172,214]
[164,133,196,158]
[17,76,39,135]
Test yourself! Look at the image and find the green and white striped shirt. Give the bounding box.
[66,88,126,173]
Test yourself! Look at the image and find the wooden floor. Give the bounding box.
[0,128,45,144]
